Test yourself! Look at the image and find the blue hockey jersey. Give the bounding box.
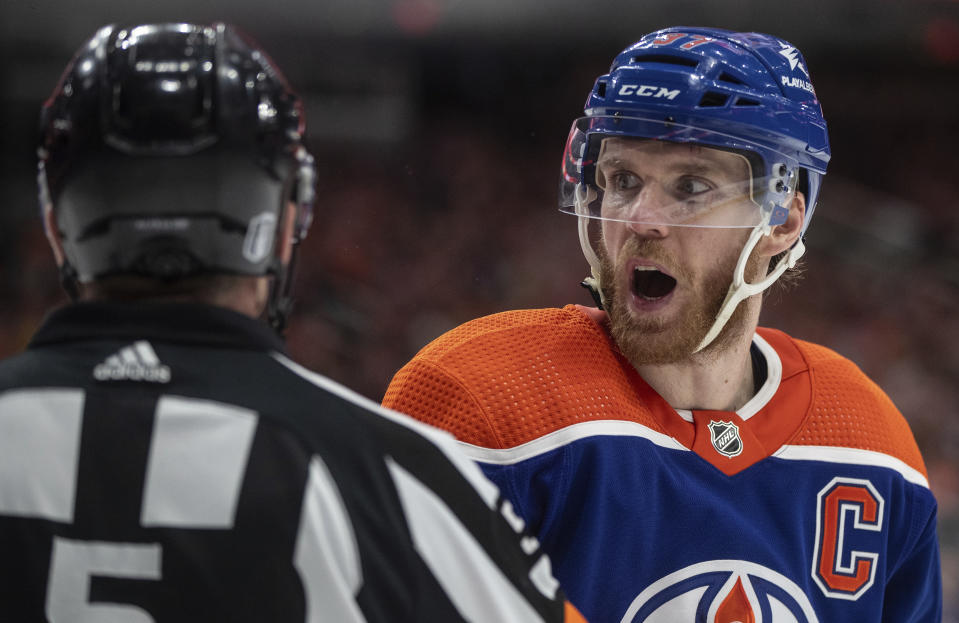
[384,305,941,622]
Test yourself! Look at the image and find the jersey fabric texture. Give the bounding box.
[0,301,586,623]
[383,304,942,622]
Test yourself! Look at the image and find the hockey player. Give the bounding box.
[0,22,587,623]
[384,27,942,621]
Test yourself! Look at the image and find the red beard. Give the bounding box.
[599,233,761,365]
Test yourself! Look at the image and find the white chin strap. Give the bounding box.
[574,183,803,354]
[692,221,804,353]
[575,185,608,308]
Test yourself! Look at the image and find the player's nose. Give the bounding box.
[625,184,671,238]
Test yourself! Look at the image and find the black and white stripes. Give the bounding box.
[0,302,573,623]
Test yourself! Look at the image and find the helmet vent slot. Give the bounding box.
[631,54,699,68]
[718,72,745,85]
[698,92,729,107]
[596,81,607,97]
[735,97,760,107]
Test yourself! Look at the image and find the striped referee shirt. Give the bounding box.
[0,302,582,622]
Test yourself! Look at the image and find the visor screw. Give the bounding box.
[775,181,786,193]
[778,164,788,177]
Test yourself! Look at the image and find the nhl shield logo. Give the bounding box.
[708,420,743,458]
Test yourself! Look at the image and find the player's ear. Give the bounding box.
[42,202,66,267]
[278,201,297,265]
[758,192,805,258]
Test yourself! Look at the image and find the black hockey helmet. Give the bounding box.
[37,22,316,331]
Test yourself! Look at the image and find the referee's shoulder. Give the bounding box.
[267,352,458,455]
[0,346,76,391]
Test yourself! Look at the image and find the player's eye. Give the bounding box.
[608,171,641,192]
[674,176,712,197]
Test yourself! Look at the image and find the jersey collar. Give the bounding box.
[674,332,783,423]
[28,301,287,354]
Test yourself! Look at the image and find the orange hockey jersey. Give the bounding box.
[384,304,941,622]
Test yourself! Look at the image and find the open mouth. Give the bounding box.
[632,266,677,300]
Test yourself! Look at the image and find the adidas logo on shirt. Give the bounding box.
[93,340,172,383]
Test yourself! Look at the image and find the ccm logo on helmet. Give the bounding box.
[617,84,680,100]
[812,477,884,600]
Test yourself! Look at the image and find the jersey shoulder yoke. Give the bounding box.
[762,329,929,481]
[384,306,670,448]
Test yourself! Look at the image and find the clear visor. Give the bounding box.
[560,116,793,228]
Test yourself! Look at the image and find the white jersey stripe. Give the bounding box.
[272,353,501,509]
[140,396,258,528]
[738,333,783,421]
[386,457,549,622]
[677,334,784,424]
[774,445,929,488]
[294,456,366,623]
[0,389,85,522]
[457,420,688,466]
[457,420,929,488]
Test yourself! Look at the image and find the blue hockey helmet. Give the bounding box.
[561,26,830,232]
[561,27,832,352]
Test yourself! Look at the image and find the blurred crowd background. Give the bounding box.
[1,0,957,618]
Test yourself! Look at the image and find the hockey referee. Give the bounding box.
[0,22,587,623]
